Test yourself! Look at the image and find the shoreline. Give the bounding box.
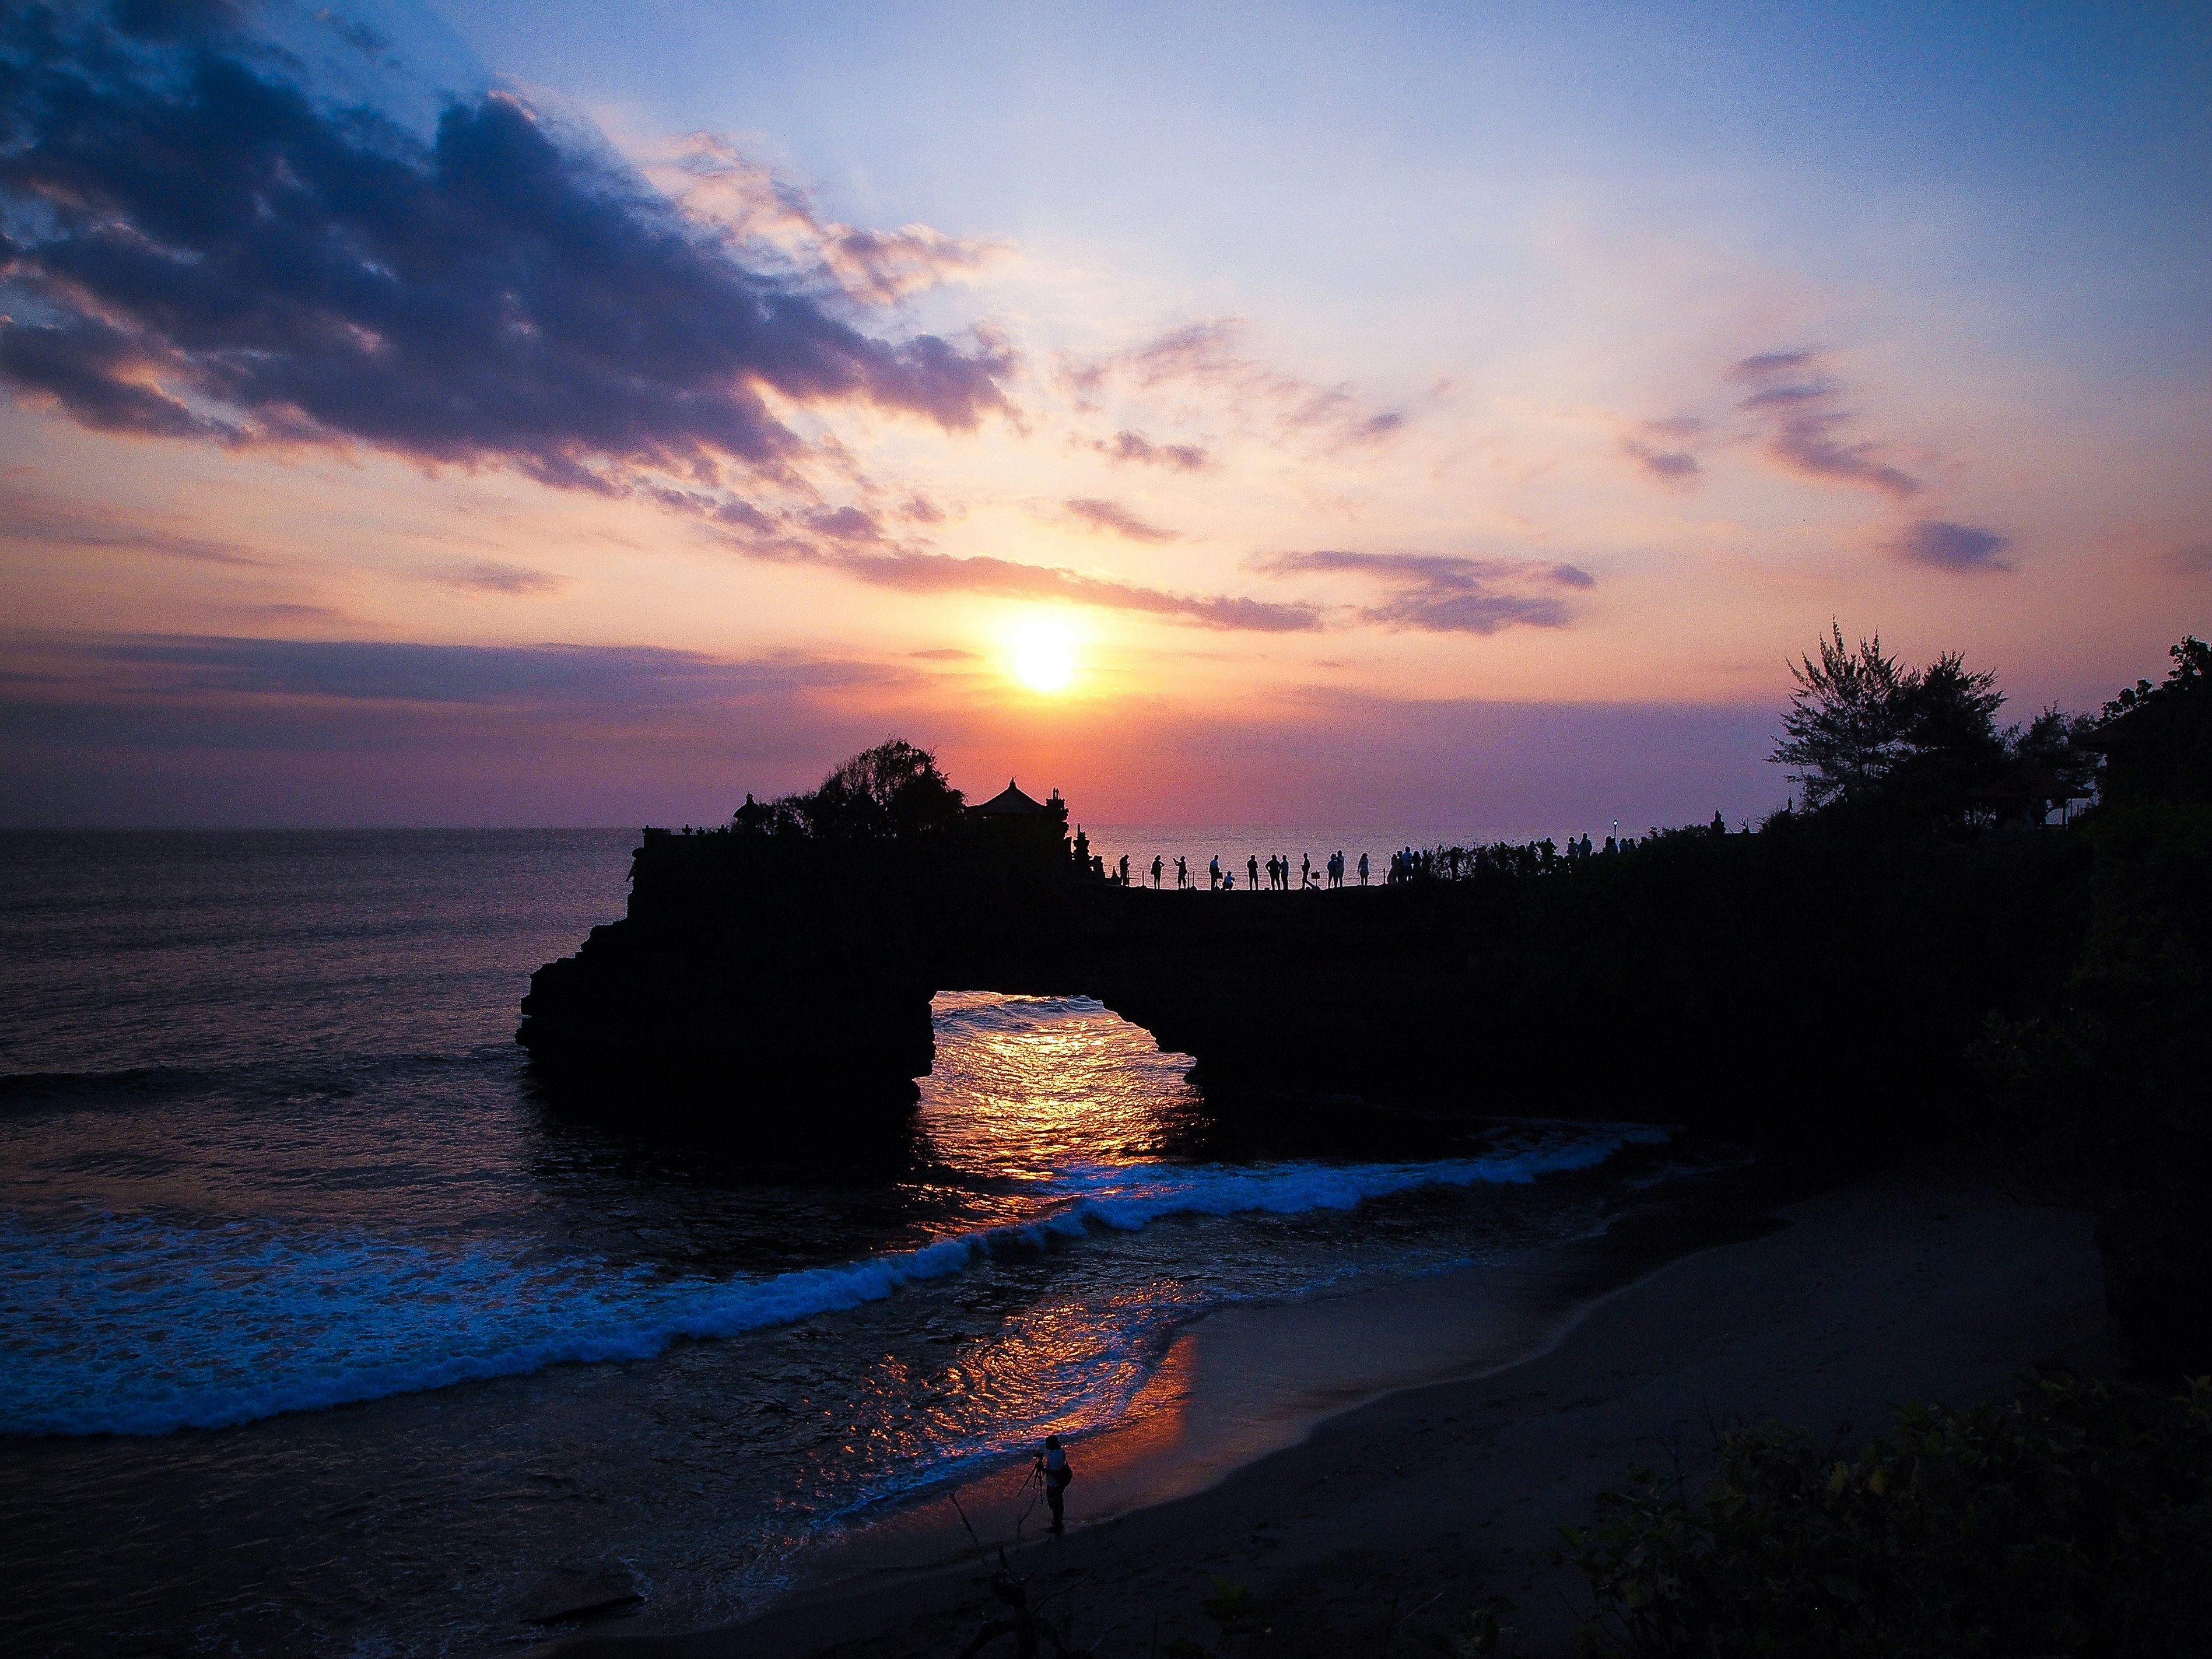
[534,1152,2113,1659]
[738,1169,1786,1614]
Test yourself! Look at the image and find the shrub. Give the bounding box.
[1563,1374,2212,1658]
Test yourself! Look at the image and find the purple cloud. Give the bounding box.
[1729,351,1922,498]
[1063,497,1178,543]
[1621,439,1701,483]
[424,562,568,595]
[805,506,893,545]
[1094,430,1214,472]
[0,9,1010,498]
[1260,550,1593,634]
[1888,520,2015,573]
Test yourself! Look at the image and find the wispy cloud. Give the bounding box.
[1619,416,1704,486]
[422,562,569,595]
[75,635,896,707]
[655,134,1012,306]
[1257,550,1594,634]
[1887,519,2014,573]
[1729,350,1922,497]
[689,494,1312,631]
[769,546,1324,632]
[0,487,272,566]
[1062,497,1178,543]
[1090,430,1214,472]
[1061,320,1403,453]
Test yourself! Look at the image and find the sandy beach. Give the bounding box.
[535,1156,2112,1659]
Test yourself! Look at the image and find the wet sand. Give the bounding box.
[535,1157,2112,1659]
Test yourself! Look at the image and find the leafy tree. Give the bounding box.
[1772,627,2010,822]
[733,738,967,839]
[1887,650,2007,816]
[2006,703,2102,798]
[2093,634,2212,805]
[1772,625,1913,810]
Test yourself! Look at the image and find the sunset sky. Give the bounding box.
[2,0,2206,827]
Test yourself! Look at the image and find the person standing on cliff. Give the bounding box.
[1151,854,1163,889]
[1033,1434,1073,1534]
[1175,855,1188,889]
[1246,854,1259,892]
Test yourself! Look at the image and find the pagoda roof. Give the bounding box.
[971,779,1049,816]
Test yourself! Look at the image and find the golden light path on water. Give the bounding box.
[774,992,1669,1591]
[918,990,1190,1195]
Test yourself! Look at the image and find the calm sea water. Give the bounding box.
[0,829,1682,1657]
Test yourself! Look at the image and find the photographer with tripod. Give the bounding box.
[1032,1434,1072,1534]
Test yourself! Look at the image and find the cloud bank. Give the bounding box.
[72,634,893,706]
[0,5,1009,494]
[1,632,1783,829]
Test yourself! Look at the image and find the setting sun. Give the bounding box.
[1011,622,1077,693]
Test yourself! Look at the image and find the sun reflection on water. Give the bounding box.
[917,991,1201,1205]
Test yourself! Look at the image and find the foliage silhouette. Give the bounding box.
[2093,634,2212,806]
[1564,1374,2212,1659]
[732,737,969,840]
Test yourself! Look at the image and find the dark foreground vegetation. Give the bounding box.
[1134,1375,2212,1659]
[1566,1375,2212,1658]
[1408,631,2211,1374]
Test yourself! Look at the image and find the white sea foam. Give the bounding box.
[0,1127,1660,1438]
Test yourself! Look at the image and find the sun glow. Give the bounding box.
[1011,620,1077,693]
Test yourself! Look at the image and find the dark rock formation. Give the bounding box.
[518,815,1081,1114]
[520,811,2094,1139]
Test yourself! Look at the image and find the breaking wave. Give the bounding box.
[0,1127,1659,1437]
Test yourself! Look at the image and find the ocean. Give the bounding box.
[0,829,1695,1657]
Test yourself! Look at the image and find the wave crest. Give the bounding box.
[1,1127,1660,1437]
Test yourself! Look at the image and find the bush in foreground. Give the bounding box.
[1564,1374,2212,1659]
